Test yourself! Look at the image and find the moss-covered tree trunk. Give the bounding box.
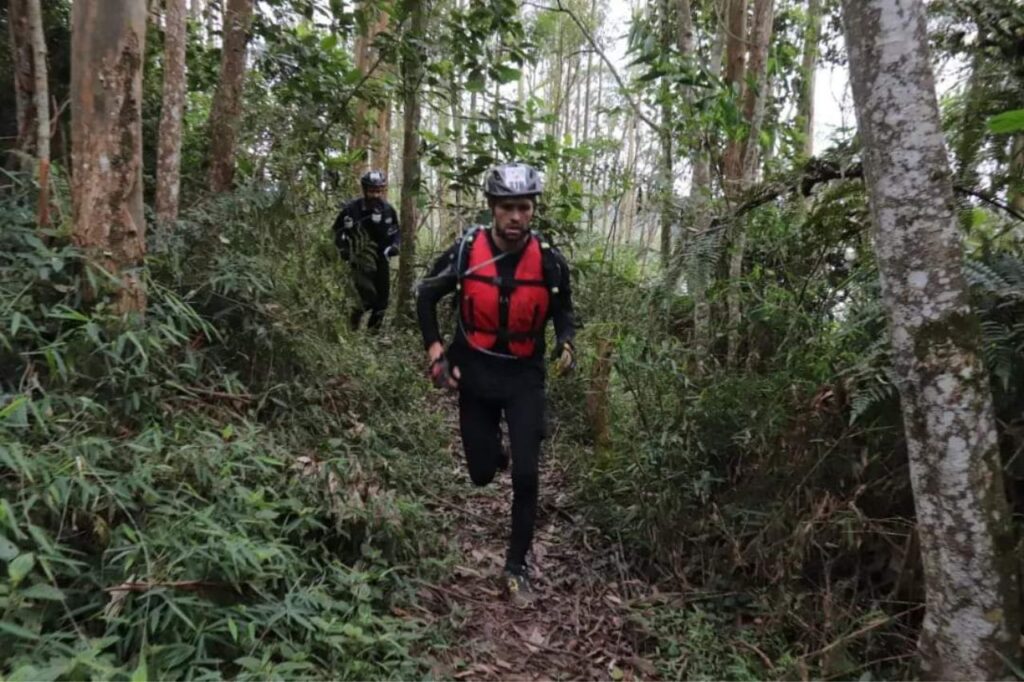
[156,0,188,226]
[842,0,1021,677]
[207,0,253,193]
[394,0,425,322]
[71,0,147,313]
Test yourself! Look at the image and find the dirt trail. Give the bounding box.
[413,413,662,681]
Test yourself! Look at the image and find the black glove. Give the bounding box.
[429,355,457,389]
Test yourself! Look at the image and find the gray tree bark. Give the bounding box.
[658,0,674,270]
[26,0,50,227]
[156,0,189,226]
[841,0,1021,678]
[71,0,148,313]
[207,0,253,193]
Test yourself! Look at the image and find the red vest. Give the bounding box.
[460,232,550,357]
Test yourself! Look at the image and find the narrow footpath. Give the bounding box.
[410,404,664,680]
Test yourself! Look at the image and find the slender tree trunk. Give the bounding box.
[371,11,391,176]
[373,100,391,177]
[797,0,820,159]
[205,0,218,46]
[552,25,564,141]
[587,337,614,451]
[663,0,694,288]
[156,0,189,226]
[71,0,148,313]
[207,0,253,193]
[658,0,674,270]
[8,0,34,164]
[350,14,372,179]
[25,0,49,227]
[727,0,774,367]
[1009,134,1024,214]
[450,74,464,234]
[395,0,425,321]
[437,99,452,238]
[842,1,1021,677]
[622,116,638,242]
[721,0,748,198]
[691,0,727,358]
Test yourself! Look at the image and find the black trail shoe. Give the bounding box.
[503,567,535,607]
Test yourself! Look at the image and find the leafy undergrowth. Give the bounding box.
[0,189,455,680]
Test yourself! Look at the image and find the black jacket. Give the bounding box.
[332,197,400,266]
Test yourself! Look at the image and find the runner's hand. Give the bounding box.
[553,341,576,376]
[427,342,460,389]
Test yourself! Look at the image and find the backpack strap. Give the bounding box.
[455,227,560,293]
[454,225,487,295]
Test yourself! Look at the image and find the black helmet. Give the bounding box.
[360,170,387,189]
[483,163,543,198]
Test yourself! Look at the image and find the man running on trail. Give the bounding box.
[415,162,577,604]
[332,170,400,330]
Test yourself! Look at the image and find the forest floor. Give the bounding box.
[408,400,664,681]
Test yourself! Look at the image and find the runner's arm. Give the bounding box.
[415,244,460,350]
[549,248,576,348]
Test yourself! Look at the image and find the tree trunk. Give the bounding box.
[663,0,695,289]
[841,0,1021,677]
[690,0,726,359]
[797,0,820,159]
[71,0,148,313]
[622,116,638,242]
[1009,133,1024,214]
[350,4,390,186]
[727,0,774,367]
[25,0,49,227]
[205,0,219,46]
[450,73,464,234]
[371,24,391,175]
[207,0,253,193]
[658,0,674,270]
[8,0,34,163]
[394,0,425,321]
[721,0,748,198]
[587,337,614,451]
[156,0,189,226]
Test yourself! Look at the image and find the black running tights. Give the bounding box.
[458,386,544,571]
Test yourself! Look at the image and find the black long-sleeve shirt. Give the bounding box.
[331,197,400,265]
[416,229,576,395]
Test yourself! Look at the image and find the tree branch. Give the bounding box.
[536,0,662,134]
[685,156,1024,239]
[957,185,1024,229]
